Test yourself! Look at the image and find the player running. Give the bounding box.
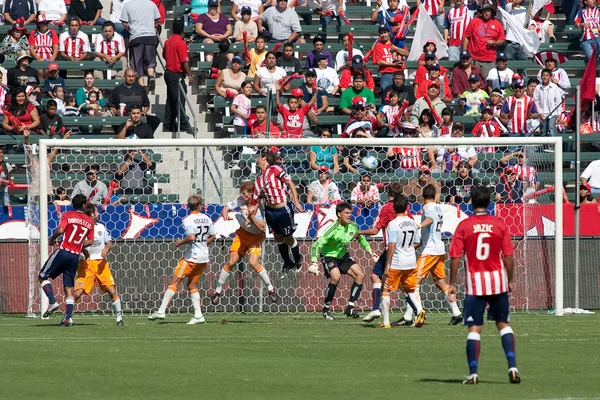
[148,195,215,325]
[448,185,520,385]
[211,182,278,305]
[248,150,303,276]
[308,202,377,320]
[394,184,462,326]
[73,204,124,326]
[39,194,94,326]
[381,195,426,328]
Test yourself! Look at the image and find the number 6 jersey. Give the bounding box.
[182,212,215,263]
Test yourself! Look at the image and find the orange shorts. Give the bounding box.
[230,228,264,257]
[384,268,417,292]
[75,260,115,295]
[416,254,447,282]
[173,258,207,283]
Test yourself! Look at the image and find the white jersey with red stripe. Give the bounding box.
[394,146,423,169]
[501,94,538,135]
[252,164,291,206]
[0,85,9,111]
[444,5,471,46]
[93,32,125,57]
[536,67,571,90]
[574,7,600,41]
[421,0,443,16]
[29,29,59,60]
[59,31,91,59]
[378,104,402,136]
[513,164,538,185]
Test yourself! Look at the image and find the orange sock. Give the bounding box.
[168,284,177,292]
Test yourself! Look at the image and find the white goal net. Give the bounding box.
[25,137,564,317]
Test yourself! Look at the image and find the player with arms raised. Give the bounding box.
[248,150,303,276]
[448,186,520,385]
[73,204,124,326]
[211,182,278,305]
[308,202,377,320]
[148,195,216,325]
[39,194,94,326]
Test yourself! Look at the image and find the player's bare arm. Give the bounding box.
[383,241,396,284]
[448,257,461,302]
[504,254,515,293]
[248,213,265,231]
[48,227,65,246]
[101,241,113,259]
[175,234,196,248]
[286,179,303,211]
[207,234,216,246]
[221,205,232,220]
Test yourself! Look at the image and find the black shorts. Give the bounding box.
[322,253,356,278]
[265,202,297,236]
[129,43,157,77]
[39,249,80,287]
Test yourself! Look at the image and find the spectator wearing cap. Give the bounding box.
[309,130,339,172]
[306,35,334,69]
[450,50,485,97]
[533,68,564,137]
[335,33,364,72]
[580,183,597,204]
[278,42,302,76]
[536,57,570,90]
[343,101,377,138]
[59,17,91,63]
[340,74,376,115]
[231,81,253,136]
[7,50,38,90]
[29,13,60,62]
[254,51,288,96]
[38,1,67,25]
[231,0,261,21]
[194,0,232,63]
[486,52,514,92]
[409,81,447,127]
[68,0,105,26]
[339,55,375,92]
[500,150,540,190]
[415,63,451,102]
[307,164,342,205]
[443,0,472,61]
[43,62,65,97]
[163,19,195,134]
[500,78,539,138]
[233,6,258,43]
[3,0,36,26]
[384,122,421,169]
[462,3,505,77]
[460,74,489,116]
[417,40,439,66]
[257,0,305,44]
[402,165,442,203]
[276,81,318,138]
[1,19,30,62]
[381,71,415,106]
[299,68,329,117]
[413,51,448,97]
[314,53,339,95]
[372,24,408,90]
[471,109,502,153]
[351,173,380,207]
[581,157,600,196]
[215,56,246,100]
[495,166,523,204]
[93,21,127,80]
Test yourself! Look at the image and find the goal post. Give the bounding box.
[30,136,564,317]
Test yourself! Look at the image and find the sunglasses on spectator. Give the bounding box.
[355,107,365,111]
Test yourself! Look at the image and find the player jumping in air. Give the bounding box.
[394,184,462,326]
[248,151,304,276]
[39,194,94,326]
[73,204,124,326]
[148,195,216,325]
[211,182,278,305]
[381,195,426,328]
[448,186,520,385]
[308,202,377,320]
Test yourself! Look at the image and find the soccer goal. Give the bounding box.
[25,137,564,318]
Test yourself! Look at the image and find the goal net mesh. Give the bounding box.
[25,138,561,317]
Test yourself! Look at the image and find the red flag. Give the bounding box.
[578,48,596,105]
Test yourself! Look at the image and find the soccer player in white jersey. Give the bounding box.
[149,195,216,325]
[381,195,426,328]
[211,182,278,305]
[74,204,124,326]
[394,184,462,326]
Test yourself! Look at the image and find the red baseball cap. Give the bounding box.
[318,165,330,172]
[291,88,304,98]
[419,164,431,173]
[48,62,59,71]
[581,183,592,191]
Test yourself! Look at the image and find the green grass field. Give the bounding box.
[1,312,599,399]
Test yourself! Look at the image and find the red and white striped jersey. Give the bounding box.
[351,184,380,204]
[93,32,125,57]
[0,85,9,112]
[59,31,91,59]
[513,164,538,184]
[28,29,59,60]
[449,213,514,296]
[472,120,501,153]
[574,7,600,41]
[252,164,290,206]
[421,0,443,16]
[501,94,538,135]
[378,104,402,136]
[444,5,472,46]
[392,146,423,169]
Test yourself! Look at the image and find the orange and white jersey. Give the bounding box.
[421,203,446,256]
[226,197,264,235]
[182,212,214,263]
[387,215,420,270]
[82,223,111,261]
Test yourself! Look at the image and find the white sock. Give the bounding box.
[258,269,274,291]
[445,291,462,316]
[216,268,231,293]
[291,239,298,248]
[408,292,423,314]
[382,295,390,326]
[404,295,414,320]
[113,299,123,321]
[191,291,203,318]
[158,288,176,314]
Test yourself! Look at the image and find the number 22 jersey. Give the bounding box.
[182,212,215,263]
[421,203,446,256]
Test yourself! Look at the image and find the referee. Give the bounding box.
[162,19,194,133]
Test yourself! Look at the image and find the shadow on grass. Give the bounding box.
[31,323,99,327]
[417,378,505,385]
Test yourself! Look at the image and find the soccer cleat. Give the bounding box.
[377,323,391,329]
[414,309,427,328]
[463,374,479,384]
[508,368,521,384]
[210,291,222,306]
[449,315,463,325]
[43,303,60,318]
[268,288,279,303]
[116,319,125,326]
[323,311,334,321]
[60,318,73,327]
[186,316,206,325]
[362,309,381,322]
[344,306,360,319]
[148,312,165,321]
[280,263,294,279]
[391,318,414,326]
[293,254,302,273]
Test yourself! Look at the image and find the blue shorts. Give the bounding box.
[463,293,511,326]
[265,203,297,237]
[39,249,80,288]
[372,250,388,279]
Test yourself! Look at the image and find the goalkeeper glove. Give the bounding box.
[370,252,379,262]
[308,262,319,275]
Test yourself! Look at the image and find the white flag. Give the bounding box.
[408,4,448,61]
[497,7,541,57]
[531,0,552,18]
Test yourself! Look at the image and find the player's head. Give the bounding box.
[83,203,98,222]
[470,186,492,210]
[336,201,353,225]
[240,181,254,201]
[387,181,403,202]
[260,150,279,167]
[422,184,437,201]
[393,194,408,214]
[188,194,203,211]
[72,194,87,211]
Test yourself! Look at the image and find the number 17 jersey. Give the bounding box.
[421,203,446,256]
[388,215,421,270]
[182,212,215,263]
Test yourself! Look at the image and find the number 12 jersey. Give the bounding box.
[182,212,215,263]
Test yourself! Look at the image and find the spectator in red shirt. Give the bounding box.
[413,52,448,97]
[462,3,505,78]
[29,14,59,62]
[372,24,408,90]
[250,105,281,138]
[339,55,375,92]
[275,84,318,138]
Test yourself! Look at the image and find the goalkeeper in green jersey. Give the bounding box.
[308,202,378,320]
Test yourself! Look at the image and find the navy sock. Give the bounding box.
[277,243,292,265]
[466,332,481,375]
[64,297,74,320]
[372,284,382,311]
[349,282,363,303]
[500,328,517,369]
[41,281,56,304]
[405,294,417,314]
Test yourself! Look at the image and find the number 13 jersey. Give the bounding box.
[182,212,215,263]
[421,203,446,256]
